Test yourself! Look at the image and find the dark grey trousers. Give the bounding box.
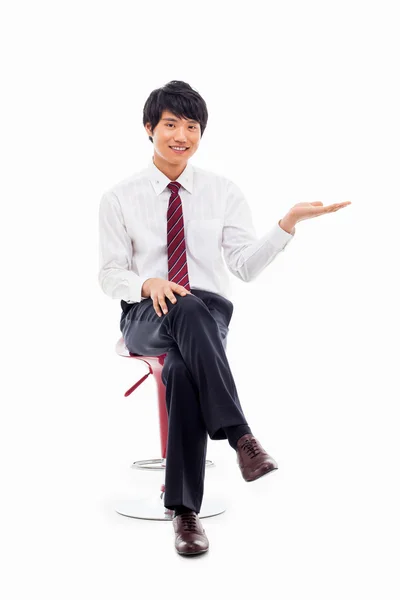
[120,288,249,513]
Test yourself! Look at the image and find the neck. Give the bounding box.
[153,153,187,182]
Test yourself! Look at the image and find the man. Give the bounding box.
[98,80,351,556]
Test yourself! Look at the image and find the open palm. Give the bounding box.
[290,201,351,223]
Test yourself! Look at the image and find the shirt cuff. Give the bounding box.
[264,222,295,251]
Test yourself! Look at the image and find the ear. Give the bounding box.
[144,122,153,137]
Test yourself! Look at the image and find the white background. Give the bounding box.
[1,0,399,598]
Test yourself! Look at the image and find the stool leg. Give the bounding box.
[153,367,168,459]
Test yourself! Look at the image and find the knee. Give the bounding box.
[173,292,205,315]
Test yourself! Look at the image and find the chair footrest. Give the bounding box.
[130,458,215,471]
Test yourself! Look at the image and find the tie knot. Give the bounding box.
[167,181,181,193]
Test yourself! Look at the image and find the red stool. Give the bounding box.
[114,337,227,521]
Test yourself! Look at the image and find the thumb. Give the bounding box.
[310,201,324,206]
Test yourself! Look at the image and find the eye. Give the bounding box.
[165,123,197,129]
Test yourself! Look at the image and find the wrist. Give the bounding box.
[279,214,297,235]
[141,278,153,297]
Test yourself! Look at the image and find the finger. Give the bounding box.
[158,295,168,315]
[330,202,351,209]
[326,204,347,213]
[171,283,185,295]
[153,298,162,318]
[166,291,177,305]
[171,283,191,296]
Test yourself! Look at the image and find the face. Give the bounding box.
[145,110,201,167]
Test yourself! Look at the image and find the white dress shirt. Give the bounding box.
[98,158,295,306]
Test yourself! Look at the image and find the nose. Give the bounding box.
[174,126,188,142]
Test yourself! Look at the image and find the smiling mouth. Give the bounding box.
[169,146,189,152]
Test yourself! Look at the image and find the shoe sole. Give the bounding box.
[245,465,278,482]
[176,547,209,556]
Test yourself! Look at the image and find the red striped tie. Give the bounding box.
[167,181,191,291]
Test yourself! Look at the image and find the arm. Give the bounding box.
[222,181,295,282]
[98,191,147,304]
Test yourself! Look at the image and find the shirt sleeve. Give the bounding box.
[98,191,144,303]
[222,180,295,282]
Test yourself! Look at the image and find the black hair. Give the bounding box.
[143,80,208,143]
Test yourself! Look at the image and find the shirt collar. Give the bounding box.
[146,158,194,196]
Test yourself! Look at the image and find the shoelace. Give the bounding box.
[179,512,198,532]
[240,438,261,459]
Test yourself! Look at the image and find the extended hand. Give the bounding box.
[289,201,351,223]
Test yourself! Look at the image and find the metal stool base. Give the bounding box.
[116,456,225,520]
[115,494,226,521]
[131,458,215,471]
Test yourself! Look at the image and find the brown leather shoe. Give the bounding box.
[236,434,278,482]
[173,511,209,556]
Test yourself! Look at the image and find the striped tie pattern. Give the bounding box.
[167,181,191,291]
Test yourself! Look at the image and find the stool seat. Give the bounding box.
[114,336,227,520]
[115,336,166,360]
